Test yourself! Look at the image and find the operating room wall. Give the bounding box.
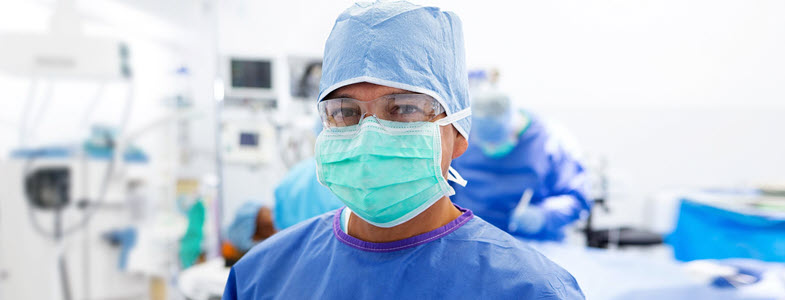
[216,0,785,230]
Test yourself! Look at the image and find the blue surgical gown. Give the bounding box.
[273,158,343,230]
[223,206,584,299]
[451,112,591,241]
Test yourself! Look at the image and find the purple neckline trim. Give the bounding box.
[332,204,474,253]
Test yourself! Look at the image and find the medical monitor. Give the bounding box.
[224,57,275,100]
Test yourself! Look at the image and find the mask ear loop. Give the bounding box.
[434,107,471,187]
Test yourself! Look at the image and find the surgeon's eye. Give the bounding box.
[330,107,361,118]
[390,104,423,115]
[387,104,428,122]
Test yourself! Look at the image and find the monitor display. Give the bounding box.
[239,132,259,147]
[231,59,272,89]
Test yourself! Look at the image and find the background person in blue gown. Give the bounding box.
[451,88,592,241]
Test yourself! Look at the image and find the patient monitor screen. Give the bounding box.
[231,59,272,89]
[239,132,259,147]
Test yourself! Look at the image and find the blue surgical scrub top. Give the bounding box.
[223,206,584,299]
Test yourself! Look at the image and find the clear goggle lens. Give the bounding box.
[318,93,445,128]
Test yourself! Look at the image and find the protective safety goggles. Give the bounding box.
[318,93,446,128]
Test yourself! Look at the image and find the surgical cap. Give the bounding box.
[472,89,512,118]
[227,201,263,252]
[318,1,472,139]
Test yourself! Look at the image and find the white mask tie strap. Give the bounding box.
[447,166,467,187]
[435,108,471,126]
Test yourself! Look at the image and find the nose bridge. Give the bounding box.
[357,114,392,132]
[357,111,373,125]
[359,98,386,118]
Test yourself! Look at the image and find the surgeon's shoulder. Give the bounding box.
[451,217,585,299]
[450,216,538,254]
[232,209,336,272]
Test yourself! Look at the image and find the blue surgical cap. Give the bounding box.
[319,1,472,139]
[227,201,263,252]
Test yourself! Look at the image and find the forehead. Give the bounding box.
[326,82,413,101]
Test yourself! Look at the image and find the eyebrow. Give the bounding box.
[330,93,353,99]
[328,90,418,100]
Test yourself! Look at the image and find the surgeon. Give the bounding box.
[450,88,591,241]
[223,2,583,299]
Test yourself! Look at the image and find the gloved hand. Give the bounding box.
[508,205,547,235]
[509,195,584,239]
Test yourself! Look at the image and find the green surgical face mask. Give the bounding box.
[315,113,469,228]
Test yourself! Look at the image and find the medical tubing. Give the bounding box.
[79,81,107,131]
[18,77,39,146]
[60,82,134,237]
[23,82,134,239]
[27,81,55,143]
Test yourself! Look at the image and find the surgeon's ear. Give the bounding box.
[452,131,468,159]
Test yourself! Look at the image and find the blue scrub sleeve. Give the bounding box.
[526,141,592,240]
[223,268,238,300]
[546,140,592,214]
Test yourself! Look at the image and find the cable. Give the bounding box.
[23,80,135,239]
[76,81,106,300]
[18,78,39,147]
[80,82,107,131]
[27,81,55,144]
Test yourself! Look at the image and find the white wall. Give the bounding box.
[432,0,785,110]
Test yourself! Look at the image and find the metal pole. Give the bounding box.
[55,209,72,300]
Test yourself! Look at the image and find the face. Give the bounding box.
[326,82,468,178]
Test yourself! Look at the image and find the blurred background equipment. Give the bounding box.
[288,56,322,101]
[25,167,71,210]
[0,0,143,298]
[583,156,664,249]
[220,120,275,166]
